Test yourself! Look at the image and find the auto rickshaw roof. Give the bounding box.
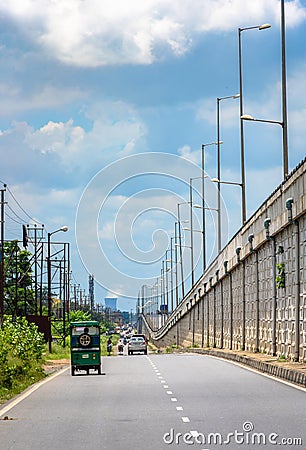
[70,320,100,327]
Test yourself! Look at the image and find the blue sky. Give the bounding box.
[1,0,305,311]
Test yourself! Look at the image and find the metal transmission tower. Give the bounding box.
[89,274,94,313]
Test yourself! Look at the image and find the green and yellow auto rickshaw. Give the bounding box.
[70,320,101,376]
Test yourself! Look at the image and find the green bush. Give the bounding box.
[0,316,45,391]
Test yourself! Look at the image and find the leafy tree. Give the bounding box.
[3,241,35,316]
[0,316,45,389]
[69,310,91,322]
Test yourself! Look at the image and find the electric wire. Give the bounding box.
[6,204,26,224]
[6,212,23,226]
[1,181,83,297]
[6,185,41,225]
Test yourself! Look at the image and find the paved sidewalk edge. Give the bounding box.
[188,348,306,388]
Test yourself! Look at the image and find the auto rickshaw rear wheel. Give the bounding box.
[78,333,92,347]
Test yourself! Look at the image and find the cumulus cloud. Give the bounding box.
[26,119,85,157]
[177,144,200,164]
[1,100,147,173]
[5,181,80,231]
[1,0,305,67]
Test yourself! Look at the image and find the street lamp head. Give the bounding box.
[241,114,283,127]
[259,23,271,30]
[239,23,271,33]
[211,178,219,183]
[241,114,254,121]
[202,141,223,150]
[61,226,69,232]
[218,94,240,102]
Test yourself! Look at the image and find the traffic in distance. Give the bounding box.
[70,321,148,376]
[116,325,148,355]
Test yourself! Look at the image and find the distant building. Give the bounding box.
[121,311,131,324]
[109,310,123,326]
[104,297,117,311]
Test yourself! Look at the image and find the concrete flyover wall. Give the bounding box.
[142,158,306,362]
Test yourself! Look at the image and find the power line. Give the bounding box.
[6,211,23,225]
[6,186,41,225]
[6,204,26,224]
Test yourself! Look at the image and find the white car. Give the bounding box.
[128,336,147,355]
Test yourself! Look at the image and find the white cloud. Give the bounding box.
[177,144,200,164]
[5,100,147,170]
[5,181,80,234]
[0,83,86,116]
[1,0,305,67]
[27,119,84,154]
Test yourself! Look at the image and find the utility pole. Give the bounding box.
[25,224,45,315]
[0,184,6,326]
[89,274,94,313]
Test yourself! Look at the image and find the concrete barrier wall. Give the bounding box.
[141,158,306,362]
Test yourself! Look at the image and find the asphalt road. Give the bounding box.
[0,353,305,450]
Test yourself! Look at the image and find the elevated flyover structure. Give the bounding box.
[139,158,306,362]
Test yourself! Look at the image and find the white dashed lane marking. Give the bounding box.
[148,356,194,430]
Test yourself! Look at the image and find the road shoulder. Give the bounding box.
[188,348,306,388]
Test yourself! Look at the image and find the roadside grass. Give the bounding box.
[0,342,71,407]
[44,342,70,361]
[0,335,120,406]
[0,369,46,406]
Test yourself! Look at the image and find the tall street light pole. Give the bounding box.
[217,94,240,253]
[189,179,194,288]
[177,202,189,300]
[47,225,68,352]
[174,222,179,308]
[189,173,210,279]
[281,0,289,179]
[201,142,220,272]
[169,236,174,312]
[238,22,271,224]
[165,250,170,312]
